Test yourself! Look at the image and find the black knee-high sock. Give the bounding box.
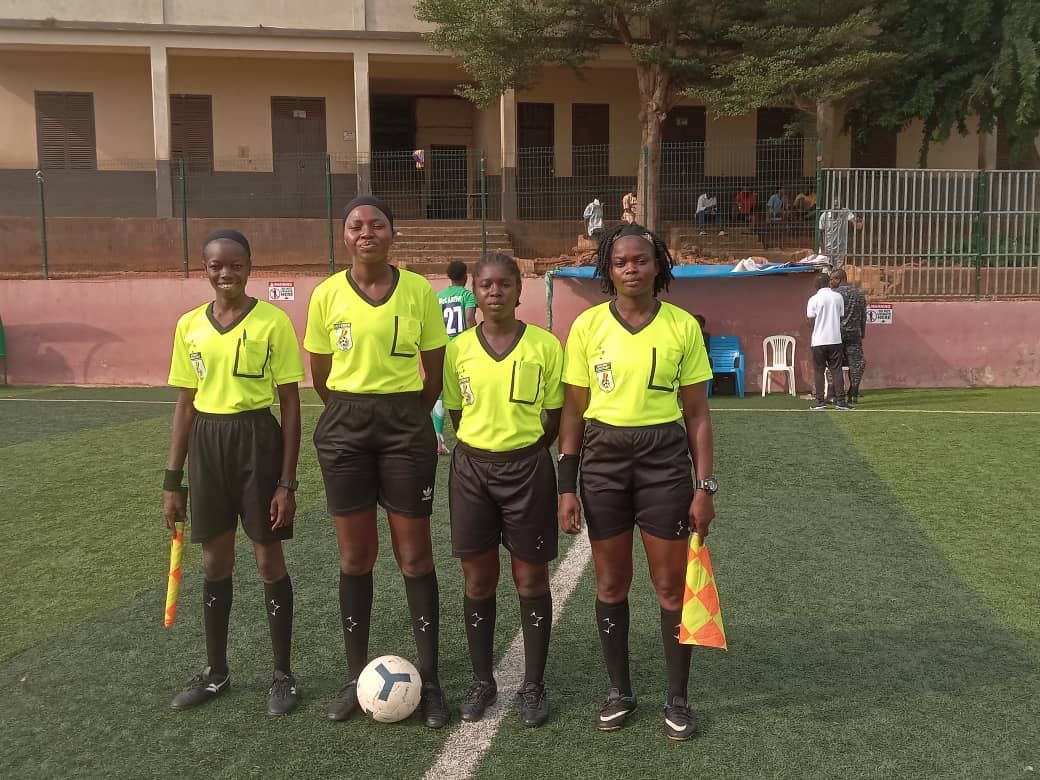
[661,607,692,702]
[463,595,496,682]
[264,576,293,674]
[404,572,441,686]
[203,576,233,675]
[595,599,631,695]
[520,593,552,685]
[339,572,373,681]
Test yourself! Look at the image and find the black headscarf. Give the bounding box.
[203,229,251,257]
[343,195,395,229]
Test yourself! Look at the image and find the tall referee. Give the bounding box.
[305,195,451,728]
[164,229,304,715]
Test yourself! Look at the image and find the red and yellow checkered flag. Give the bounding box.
[164,521,184,628]
[678,533,728,649]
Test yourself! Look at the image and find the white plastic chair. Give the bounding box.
[762,335,796,397]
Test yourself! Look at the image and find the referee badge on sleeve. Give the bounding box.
[459,377,475,406]
[189,351,207,380]
[333,322,353,351]
[595,362,615,393]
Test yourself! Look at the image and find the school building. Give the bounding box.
[0,1,1009,225]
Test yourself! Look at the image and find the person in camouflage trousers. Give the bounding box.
[829,269,867,403]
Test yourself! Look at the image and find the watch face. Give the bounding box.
[701,478,718,493]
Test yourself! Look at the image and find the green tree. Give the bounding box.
[415,0,751,228]
[855,0,1039,167]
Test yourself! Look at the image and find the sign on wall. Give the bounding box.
[268,281,295,302]
[866,303,893,325]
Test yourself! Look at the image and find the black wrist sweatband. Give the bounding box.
[163,468,184,491]
[557,454,579,494]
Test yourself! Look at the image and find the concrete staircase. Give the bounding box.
[390,221,515,273]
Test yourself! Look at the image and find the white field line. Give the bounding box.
[424,531,593,780]
[2,396,1040,415]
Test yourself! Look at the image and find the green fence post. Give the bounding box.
[545,271,554,332]
[815,140,823,253]
[642,145,649,227]
[325,153,335,274]
[973,169,988,300]
[35,170,48,279]
[480,150,488,258]
[179,158,189,278]
[0,314,8,385]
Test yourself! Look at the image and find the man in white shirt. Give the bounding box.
[806,273,849,410]
[583,197,604,237]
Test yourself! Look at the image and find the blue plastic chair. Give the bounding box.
[707,336,745,398]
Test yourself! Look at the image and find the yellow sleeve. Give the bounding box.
[303,284,333,354]
[442,339,463,410]
[542,335,565,409]
[167,318,198,389]
[419,282,449,351]
[679,317,714,386]
[562,319,590,387]
[270,312,305,385]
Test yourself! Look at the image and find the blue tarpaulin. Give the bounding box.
[551,263,815,279]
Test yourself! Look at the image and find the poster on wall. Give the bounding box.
[866,303,893,325]
[268,281,295,302]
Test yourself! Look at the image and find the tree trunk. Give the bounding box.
[635,62,673,232]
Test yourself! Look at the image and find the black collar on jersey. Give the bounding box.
[346,264,400,307]
[609,299,661,335]
[206,297,258,335]
[476,321,526,362]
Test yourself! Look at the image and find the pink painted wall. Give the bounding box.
[2,273,1039,390]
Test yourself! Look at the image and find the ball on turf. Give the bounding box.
[357,655,422,723]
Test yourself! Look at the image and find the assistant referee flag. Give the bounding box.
[678,534,728,649]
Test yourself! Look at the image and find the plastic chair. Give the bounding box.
[707,336,745,398]
[823,366,850,400]
[761,335,796,397]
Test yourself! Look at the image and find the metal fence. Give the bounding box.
[822,168,1040,299]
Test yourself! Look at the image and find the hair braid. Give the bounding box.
[593,222,675,296]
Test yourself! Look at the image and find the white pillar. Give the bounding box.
[500,89,516,221]
[150,45,172,217]
[353,51,371,194]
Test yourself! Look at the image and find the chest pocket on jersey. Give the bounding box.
[233,339,269,379]
[647,347,681,392]
[390,316,421,358]
[509,361,542,405]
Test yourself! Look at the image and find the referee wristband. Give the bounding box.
[557,454,579,494]
[163,468,185,491]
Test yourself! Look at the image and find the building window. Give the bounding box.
[851,124,898,168]
[35,91,97,170]
[170,94,214,172]
[572,103,609,178]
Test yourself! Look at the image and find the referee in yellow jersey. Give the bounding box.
[557,223,716,741]
[305,195,451,728]
[443,253,563,727]
[164,229,304,715]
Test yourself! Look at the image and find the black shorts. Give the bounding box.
[314,391,438,518]
[579,420,693,542]
[449,441,558,563]
[187,409,289,545]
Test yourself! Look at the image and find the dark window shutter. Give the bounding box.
[170,94,213,172]
[35,91,96,170]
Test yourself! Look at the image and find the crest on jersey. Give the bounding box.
[334,322,353,351]
[189,351,207,380]
[459,377,475,406]
[595,362,615,393]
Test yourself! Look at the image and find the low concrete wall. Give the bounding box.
[1,272,1039,390]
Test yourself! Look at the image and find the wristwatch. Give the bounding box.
[695,476,718,495]
[276,479,299,491]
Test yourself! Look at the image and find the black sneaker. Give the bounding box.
[170,666,230,711]
[517,681,548,727]
[420,682,450,729]
[597,687,637,731]
[325,679,360,721]
[663,696,697,741]
[459,679,497,722]
[266,670,299,716]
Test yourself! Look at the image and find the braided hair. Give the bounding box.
[594,222,675,296]
[473,251,522,305]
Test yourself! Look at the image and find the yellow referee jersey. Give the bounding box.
[444,323,564,452]
[304,266,448,394]
[168,299,305,414]
[562,300,712,426]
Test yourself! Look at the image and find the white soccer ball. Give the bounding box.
[357,655,422,723]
